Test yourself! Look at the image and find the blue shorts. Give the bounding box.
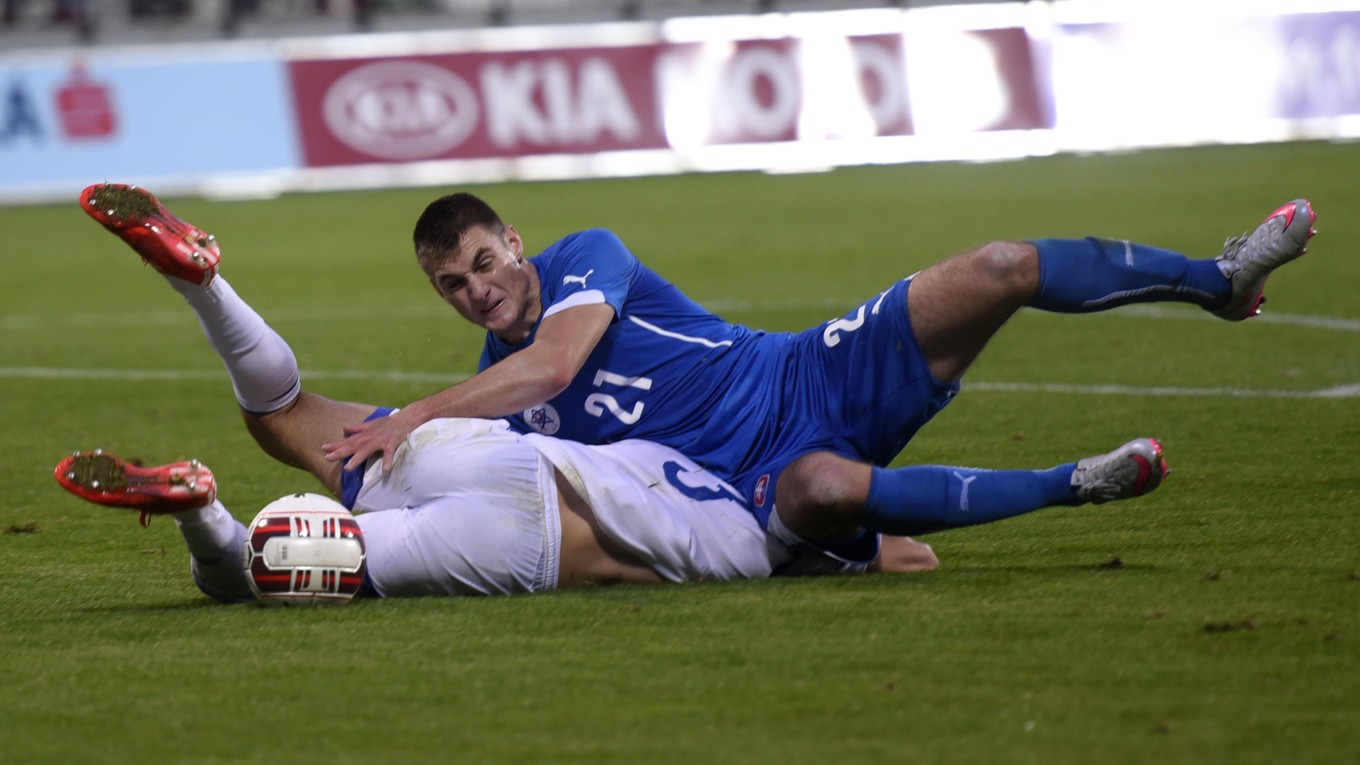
[339,407,397,510]
[723,277,960,529]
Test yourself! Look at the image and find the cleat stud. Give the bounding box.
[66,472,76,480]
[90,479,101,489]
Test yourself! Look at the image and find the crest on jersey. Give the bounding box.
[753,474,771,507]
[523,403,561,435]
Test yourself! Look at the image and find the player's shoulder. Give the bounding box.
[533,229,637,284]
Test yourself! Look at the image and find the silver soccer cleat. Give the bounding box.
[1072,438,1168,504]
[1210,199,1316,321]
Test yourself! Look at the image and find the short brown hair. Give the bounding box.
[413,192,506,271]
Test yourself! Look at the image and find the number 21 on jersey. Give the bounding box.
[585,369,652,425]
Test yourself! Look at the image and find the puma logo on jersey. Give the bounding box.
[562,269,595,288]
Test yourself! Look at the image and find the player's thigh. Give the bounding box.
[906,241,1038,382]
[243,391,380,494]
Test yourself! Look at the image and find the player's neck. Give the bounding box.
[494,260,542,346]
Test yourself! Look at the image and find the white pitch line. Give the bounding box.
[0,367,471,384]
[0,304,455,331]
[0,366,1355,398]
[7,303,1360,333]
[965,381,1360,399]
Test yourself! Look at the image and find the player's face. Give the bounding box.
[428,224,540,343]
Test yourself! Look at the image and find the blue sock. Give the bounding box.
[861,463,1079,536]
[1028,237,1228,312]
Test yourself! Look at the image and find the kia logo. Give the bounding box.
[322,61,480,159]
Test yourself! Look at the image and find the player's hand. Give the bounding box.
[871,536,940,573]
[322,410,420,474]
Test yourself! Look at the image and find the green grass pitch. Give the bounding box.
[1,141,1357,764]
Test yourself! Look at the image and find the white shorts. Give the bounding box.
[353,419,561,597]
[350,418,796,595]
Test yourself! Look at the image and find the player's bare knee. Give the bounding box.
[972,241,1039,300]
[776,453,870,536]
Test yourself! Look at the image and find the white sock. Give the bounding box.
[173,500,252,602]
[167,275,301,415]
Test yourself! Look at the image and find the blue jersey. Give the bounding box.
[480,229,958,518]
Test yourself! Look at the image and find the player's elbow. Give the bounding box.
[536,360,579,399]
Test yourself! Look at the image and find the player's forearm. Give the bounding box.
[406,350,573,425]
[405,303,610,427]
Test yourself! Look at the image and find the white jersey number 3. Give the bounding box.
[584,369,653,425]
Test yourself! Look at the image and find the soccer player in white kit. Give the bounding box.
[61,184,938,601]
[59,418,836,600]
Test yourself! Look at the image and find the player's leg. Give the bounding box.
[1030,199,1316,322]
[80,182,379,494]
[904,240,1039,383]
[82,183,303,416]
[908,236,1220,383]
[245,395,378,495]
[908,200,1316,382]
[55,450,252,601]
[772,439,1167,541]
[173,499,252,601]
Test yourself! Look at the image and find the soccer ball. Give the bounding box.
[243,493,367,606]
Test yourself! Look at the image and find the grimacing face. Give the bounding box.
[427,224,541,344]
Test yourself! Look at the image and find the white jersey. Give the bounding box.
[351,419,795,597]
[525,433,787,583]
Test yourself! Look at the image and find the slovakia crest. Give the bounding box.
[523,403,561,435]
[753,474,771,507]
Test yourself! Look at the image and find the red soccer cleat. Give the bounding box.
[80,183,220,287]
[55,450,217,524]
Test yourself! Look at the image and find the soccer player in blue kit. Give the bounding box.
[81,181,1312,567]
[322,191,1316,565]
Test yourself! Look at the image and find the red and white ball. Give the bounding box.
[243,493,367,606]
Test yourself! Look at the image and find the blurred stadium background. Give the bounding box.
[3,0,1358,203]
[5,0,988,43]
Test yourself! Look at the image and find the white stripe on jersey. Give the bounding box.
[543,289,608,319]
[627,315,735,348]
